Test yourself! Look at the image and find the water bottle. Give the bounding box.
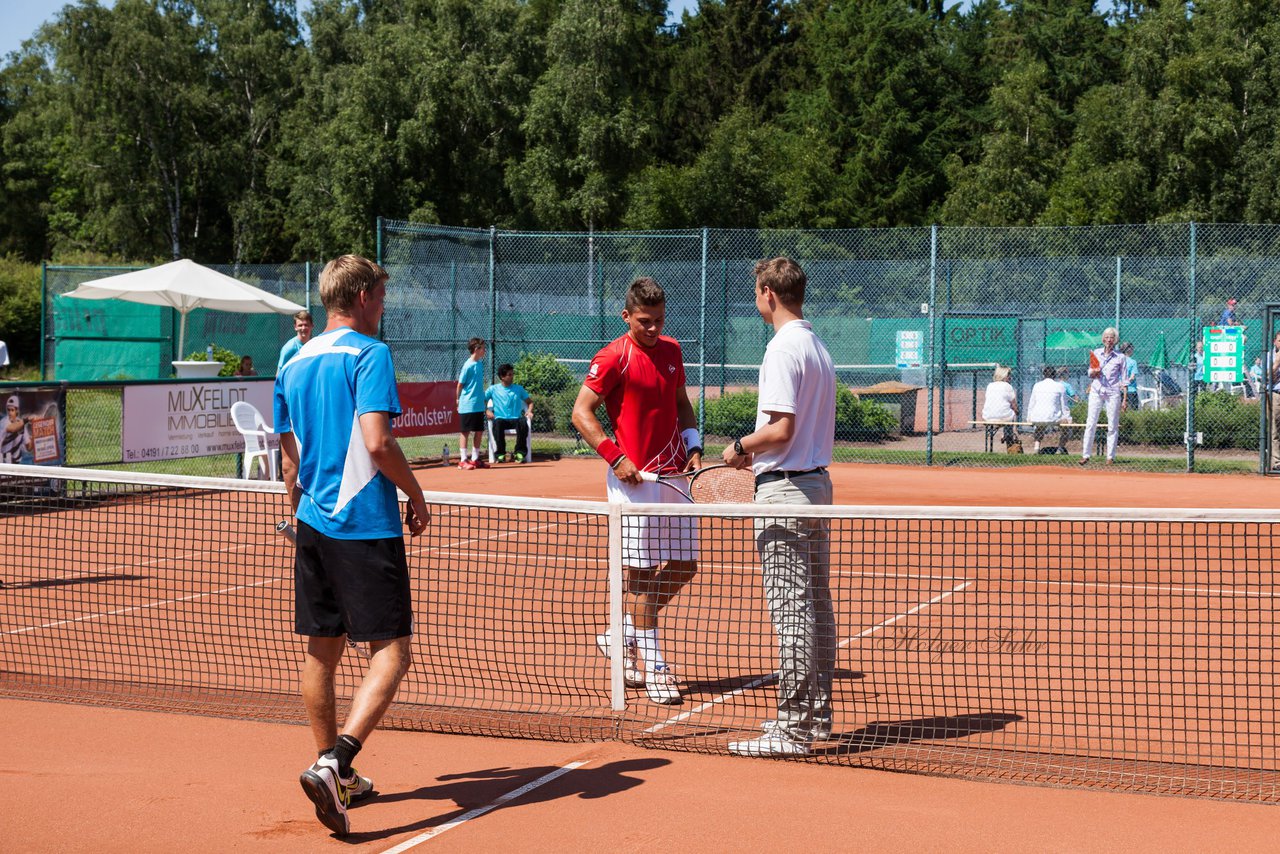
[206,344,214,362]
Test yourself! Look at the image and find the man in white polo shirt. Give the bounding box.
[722,256,836,757]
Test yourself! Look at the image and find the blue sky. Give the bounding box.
[2,1,702,61]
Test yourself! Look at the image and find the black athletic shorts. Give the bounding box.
[293,519,412,642]
[459,410,485,432]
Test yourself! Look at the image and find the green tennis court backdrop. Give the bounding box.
[36,223,1280,473]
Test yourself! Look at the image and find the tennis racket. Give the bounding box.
[638,464,756,503]
[275,520,371,660]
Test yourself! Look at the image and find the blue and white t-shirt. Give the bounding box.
[274,328,402,540]
[457,357,485,414]
[486,383,530,420]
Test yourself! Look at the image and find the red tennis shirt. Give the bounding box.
[584,333,687,475]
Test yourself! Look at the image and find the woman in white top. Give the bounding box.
[981,365,1018,447]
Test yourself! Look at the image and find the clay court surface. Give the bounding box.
[6,459,1278,851]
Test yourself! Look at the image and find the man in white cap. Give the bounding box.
[1,395,30,464]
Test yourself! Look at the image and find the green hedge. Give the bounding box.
[705,387,897,443]
[1069,390,1261,449]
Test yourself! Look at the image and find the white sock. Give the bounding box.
[635,628,666,672]
[623,613,636,644]
[470,447,479,461]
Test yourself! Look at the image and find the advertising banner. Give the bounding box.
[1,385,67,466]
[392,382,457,438]
[122,379,274,462]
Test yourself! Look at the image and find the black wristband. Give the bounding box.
[734,439,745,456]
[687,446,702,457]
[610,454,628,469]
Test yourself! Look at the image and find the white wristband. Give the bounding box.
[681,428,702,454]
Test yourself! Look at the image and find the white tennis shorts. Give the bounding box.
[605,468,699,567]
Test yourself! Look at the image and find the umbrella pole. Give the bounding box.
[178,310,188,360]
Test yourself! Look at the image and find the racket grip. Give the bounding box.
[276,520,297,543]
[637,471,658,482]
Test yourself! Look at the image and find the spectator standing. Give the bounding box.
[277,310,315,371]
[1121,342,1139,410]
[1266,333,1280,470]
[455,338,488,470]
[1219,298,1240,326]
[235,355,257,377]
[1081,327,1127,465]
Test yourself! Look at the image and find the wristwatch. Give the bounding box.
[733,438,745,457]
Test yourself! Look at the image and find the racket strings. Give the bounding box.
[689,467,755,504]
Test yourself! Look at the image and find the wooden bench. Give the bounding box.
[968,420,1104,455]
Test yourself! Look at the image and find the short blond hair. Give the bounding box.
[992,365,1012,383]
[753,257,806,306]
[319,255,388,315]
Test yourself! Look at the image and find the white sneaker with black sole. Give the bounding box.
[299,755,351,836]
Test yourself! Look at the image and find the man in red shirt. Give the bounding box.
[572,277,702,705]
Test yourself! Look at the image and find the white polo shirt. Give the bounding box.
[753,319,836,475]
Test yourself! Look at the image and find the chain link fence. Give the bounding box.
[31,226,1280,476]
[42,262,320,381]
[381,219,1280,475]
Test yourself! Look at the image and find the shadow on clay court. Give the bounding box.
[341,757,671,843]
[682,667,865,696]
[816,712,1023,756]
[1,573,148,591]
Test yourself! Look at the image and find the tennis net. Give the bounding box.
[2,463,1277,801]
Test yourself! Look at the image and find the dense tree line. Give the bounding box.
[3,0,1280,266]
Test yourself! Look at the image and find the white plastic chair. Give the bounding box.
[230,401,279,480]
[1136,385,1160,410]
[487,414,533,464]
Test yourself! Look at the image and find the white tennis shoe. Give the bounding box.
[645,664,681,705]
[728,734,812,757]
[760,717,833,742]
[595,632,645,688]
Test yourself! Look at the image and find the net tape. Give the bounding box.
[1,463,1277,800]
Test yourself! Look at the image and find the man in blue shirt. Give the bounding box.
[455,337,487,469]
[1219,298,1239,326]
[277,310,314,371]
[275,255,429,837]
[1121,341,1139,410]
[485,363,532,462]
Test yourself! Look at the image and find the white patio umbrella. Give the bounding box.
[63,259,306,357]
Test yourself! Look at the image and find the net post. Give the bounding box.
[607,501,625,711]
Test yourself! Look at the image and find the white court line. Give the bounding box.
[4,574,287,635]
[643,580,974,735]
[377,760,589,853]
[13,540,265,585]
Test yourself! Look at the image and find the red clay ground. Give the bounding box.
[8,459,1278,851]
[7,698,1276,853]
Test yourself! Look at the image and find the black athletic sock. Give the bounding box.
[318,747,334,761]
[332,733,362,778]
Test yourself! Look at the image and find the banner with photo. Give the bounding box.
[122,379,274,462]
[1,385,67,466]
